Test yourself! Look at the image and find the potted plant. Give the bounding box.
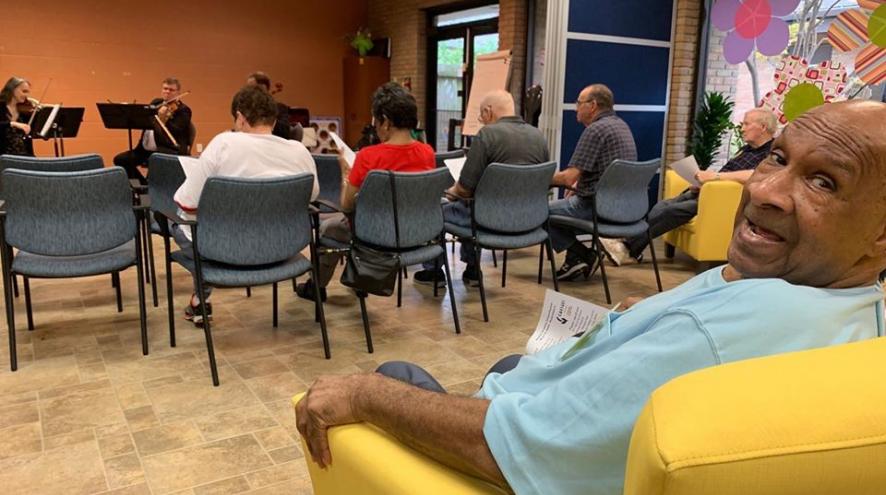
[690,92,735,170]
[349,27,374,63]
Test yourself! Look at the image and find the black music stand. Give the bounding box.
[31,107,84,157]
[96,103,156,154]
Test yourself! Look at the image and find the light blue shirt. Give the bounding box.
[480,267,884,495]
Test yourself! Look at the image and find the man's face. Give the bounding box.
[740,113,766,146]
[728,109,886,287]
[575,90,597,126]
[161,83,179,101]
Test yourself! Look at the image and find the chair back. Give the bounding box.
[2,167,135,256]
[187,122,197,154]
[595,159,661,224]
[196,174,314,266]
[354,168,453,249]
[313,154,342,206]
[147,153,186,215]
[434,149,465,169]
[0,153,103,198]
[473,162,556,233]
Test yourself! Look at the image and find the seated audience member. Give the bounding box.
[296,82,434,301]
[172,85,318,326]
[246,71,302,141]
[413,90,550,287]
[297,100,886,495]
[602,108,777,265]
[548,84,637,281]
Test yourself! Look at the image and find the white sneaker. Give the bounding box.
[599,238,632,266]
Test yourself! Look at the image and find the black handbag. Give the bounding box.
[340,172,401,297]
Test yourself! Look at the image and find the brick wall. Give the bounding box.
[664,0,705,163]
[367,0,528,128]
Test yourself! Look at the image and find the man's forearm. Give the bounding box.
[355,374,508,488]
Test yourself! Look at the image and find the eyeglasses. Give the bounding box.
[575,98,595,106]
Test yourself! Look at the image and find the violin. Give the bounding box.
[153,91,191,122]
[15,97,41,117]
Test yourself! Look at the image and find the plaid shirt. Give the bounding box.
[720,139,773,172]
[568,111,637,196]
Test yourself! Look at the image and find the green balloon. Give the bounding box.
[870,4,886,49]
[783,83,825,122]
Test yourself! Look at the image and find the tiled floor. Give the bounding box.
[0,239,698,494]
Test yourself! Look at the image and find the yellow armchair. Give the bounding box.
[295,338,886,494]
[662,169,743,262]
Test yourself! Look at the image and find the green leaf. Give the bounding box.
[869,4,886,49]
[783,83,825,121]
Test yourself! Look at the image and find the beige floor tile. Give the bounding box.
[114,382,152,410]
[142,435,273,494]
[132,421,204,456]
[266,445,302,464]
[0,423,43,460]
[98,432,136,459]
[232,357,289,380]
[0,401,39,429]
[0,355,81,396]
[40,387,126,437]
[104,452,145,489]
[192,476,251,495]
[145,380,260,423]
[43,429,96,450]
[253,426,296,451]
[0,439,107,495]
[244,478,311,495]
[192,405,278,442]
[96,483,152,495]
[244,372,308,403]
[243,460,308,488]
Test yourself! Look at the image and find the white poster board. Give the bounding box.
[462,50,512,136]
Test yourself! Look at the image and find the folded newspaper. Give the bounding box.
[526,289,611,354]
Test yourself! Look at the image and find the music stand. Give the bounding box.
[96,103,156,154]
[32,107,84,157]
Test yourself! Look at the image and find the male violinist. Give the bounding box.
[113,77,192,184]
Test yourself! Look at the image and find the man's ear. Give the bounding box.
[869,216,886,257]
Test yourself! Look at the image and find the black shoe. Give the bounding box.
[296,279,327,302]
[184,300,213,327]
[555,258,589,281]
[462,264,481,287]
[413,269,446,288]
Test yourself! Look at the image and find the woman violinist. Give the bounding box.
[1,77,35,156]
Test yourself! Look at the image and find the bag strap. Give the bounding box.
[388,171,401,251]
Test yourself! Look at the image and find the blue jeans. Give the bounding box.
[547,195,597,252]
[421,200,477,271]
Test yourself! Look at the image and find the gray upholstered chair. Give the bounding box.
[350,168,458,352]
[147,153,186,336]
[313,154,342,212]
[0,167,148,371]
[444,162,559,322]
[160,173,328,386]
[549,158,663,304]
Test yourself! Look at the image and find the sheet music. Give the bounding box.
[670,155,700,187]
[329,132,356,167]
[526,289,611,355]
[38,105,61,137]
[443,156,467,182]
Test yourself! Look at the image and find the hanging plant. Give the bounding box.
[349,27,374,57]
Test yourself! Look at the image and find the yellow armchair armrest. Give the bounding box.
[625,338,886,495]
[292,394,505,495]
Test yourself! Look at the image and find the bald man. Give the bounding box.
[298,100,886,495]
[414,90,549,287]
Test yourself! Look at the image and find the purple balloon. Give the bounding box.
[711,0,741,31]
[768,0,801,17]
[757,18,790,56]
[724,29,755,64]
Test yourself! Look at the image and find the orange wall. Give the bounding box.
[1,0,368,163]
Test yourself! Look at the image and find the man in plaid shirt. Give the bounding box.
[549,84,637,280]
[601,108,776,266]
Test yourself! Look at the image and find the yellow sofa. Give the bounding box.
[295,337,886,494]
[662,169,743,262]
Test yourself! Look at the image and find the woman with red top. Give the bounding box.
[297,82,435,301]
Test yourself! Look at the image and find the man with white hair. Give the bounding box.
[414,90,549,286]
[602,107,778,265]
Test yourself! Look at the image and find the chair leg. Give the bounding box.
[12,273,18,298]
[192,237,219,386]
[665,243,675,259]
[246,286,251,298]
[402,266,408,279]
[546,239,560,293]
[2,268,16,371]
[397,267,403,307]
[308,242,331,359]
[475,246,489,322]
[537,244,544,285]
[594,237,612,304]
[272,282,278,328]
[147,232,158,308]
[113,272,123,312]
[23,277,34,331]
[164,235,176,348]
[141,218,151,285]
[501,250,508,288]
[441,247,460,334]
[357,292,373,353]
[491,249,498,268]
[648,231,663,292]
[292,278,297,292]
[432,259,439,298]
[134,229,149,357]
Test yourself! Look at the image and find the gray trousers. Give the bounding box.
[376,354,522,393]
[316,213,352,288]
[422,200,477,271]
[171,224,213,299]
[625,189,699,258]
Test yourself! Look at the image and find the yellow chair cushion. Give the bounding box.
[292,394,504,495]
[625,338,886,495]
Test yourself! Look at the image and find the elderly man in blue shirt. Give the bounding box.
[296,100,886,495]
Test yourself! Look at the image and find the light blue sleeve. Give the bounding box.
[483,311,720,495]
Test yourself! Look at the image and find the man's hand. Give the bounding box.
[296,374,368,468]
[157,105,171,122]
[694,170,718,184]
[619,296,644,310]
[12,122,30,135]
[564,181,578,198]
